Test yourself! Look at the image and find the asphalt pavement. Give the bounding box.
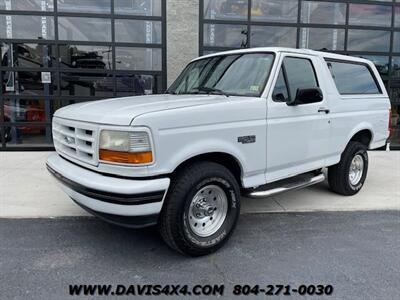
[1,211,399,300]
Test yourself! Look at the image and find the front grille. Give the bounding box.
[52,118,99,166]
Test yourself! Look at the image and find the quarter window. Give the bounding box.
[326,60,381,95]
[272,69,289,102]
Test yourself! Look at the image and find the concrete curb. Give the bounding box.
[1,151,399,218]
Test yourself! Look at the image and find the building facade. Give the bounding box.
[0,0,399,150]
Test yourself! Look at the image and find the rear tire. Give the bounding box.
[328,141,368,196]
[159,161,240,256]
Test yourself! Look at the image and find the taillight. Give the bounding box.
[388,109,392,138]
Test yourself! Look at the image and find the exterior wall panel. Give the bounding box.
[166,0,199,86]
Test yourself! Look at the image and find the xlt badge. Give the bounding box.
[238,135,256,144]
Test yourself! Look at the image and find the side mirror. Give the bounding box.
[272,93,287,102]
[287,87,323,106]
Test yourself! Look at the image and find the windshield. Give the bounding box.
[167,53,275,97]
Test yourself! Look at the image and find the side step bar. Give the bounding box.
[245,173,325,199]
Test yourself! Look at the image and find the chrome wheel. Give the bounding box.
[187,185,228,237]
[349,154,364,185]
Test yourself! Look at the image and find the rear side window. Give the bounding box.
[326,60,381,95]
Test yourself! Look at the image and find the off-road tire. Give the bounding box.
[159,161,240,256]
[328,141,368,196]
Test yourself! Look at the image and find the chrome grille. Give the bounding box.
[52,118,99,165]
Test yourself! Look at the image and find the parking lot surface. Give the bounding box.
[1,211,399,300]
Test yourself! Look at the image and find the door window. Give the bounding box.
[272,56,319,103]
[284,57,319,96]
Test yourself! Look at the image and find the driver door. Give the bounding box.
[266,53,331,182]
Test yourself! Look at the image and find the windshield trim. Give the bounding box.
[166,51,276,98]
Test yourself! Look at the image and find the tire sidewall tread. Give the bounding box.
[328,141,369,196]
[159,161,240,256]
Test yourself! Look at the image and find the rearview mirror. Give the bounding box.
[287,87,323,106]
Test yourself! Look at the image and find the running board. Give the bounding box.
[245,173,325,199]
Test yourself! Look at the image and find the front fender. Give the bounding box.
[169,139,246,173]
[159,136,266,188]
[150,123,267,188]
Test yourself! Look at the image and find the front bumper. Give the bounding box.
[46,153,170,227]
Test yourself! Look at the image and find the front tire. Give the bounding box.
[159,161,240,256]
[328,141,369,196]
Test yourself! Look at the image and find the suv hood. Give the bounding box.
[54,94,229,126]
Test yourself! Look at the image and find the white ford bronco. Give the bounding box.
[47,47,391,256]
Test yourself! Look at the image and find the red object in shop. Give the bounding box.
[22,102,46,134]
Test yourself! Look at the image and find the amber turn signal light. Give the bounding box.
[99,149,153,164]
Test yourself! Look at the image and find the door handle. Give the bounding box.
[318,108,330,114]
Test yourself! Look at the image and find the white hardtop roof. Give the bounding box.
[192,47,372,65]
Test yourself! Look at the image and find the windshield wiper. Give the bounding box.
[165,90,201,95]
[198,87,229,97]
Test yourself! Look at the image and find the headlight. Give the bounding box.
[99,130,153,165]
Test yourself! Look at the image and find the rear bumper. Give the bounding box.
[46,153,170,227]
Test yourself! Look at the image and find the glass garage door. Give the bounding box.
[0,0,166,150]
